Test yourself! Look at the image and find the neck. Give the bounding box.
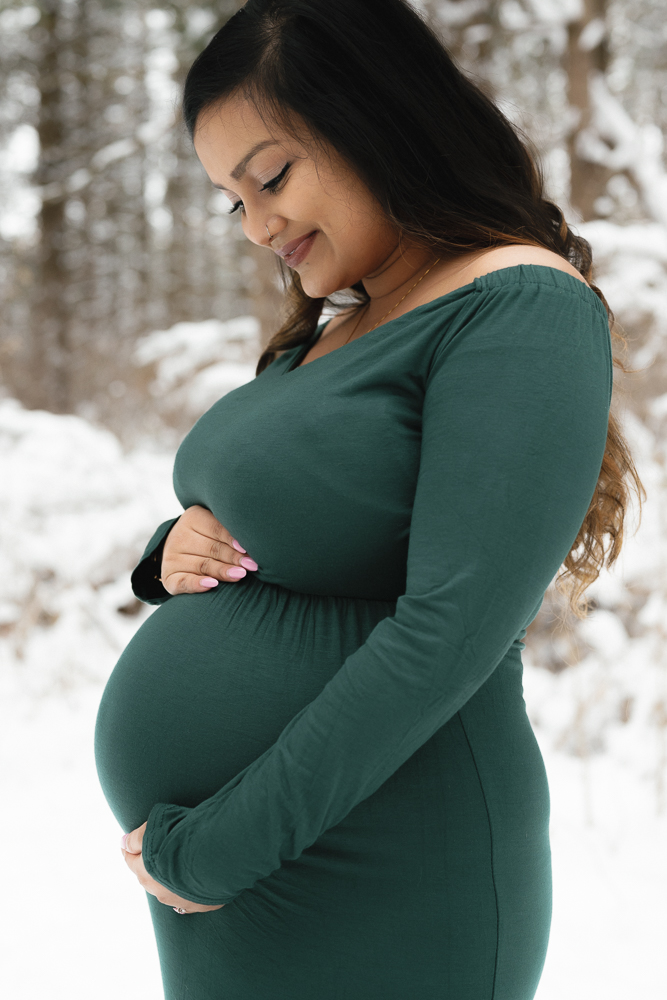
[362,244,442,322]
[361,242,438,308]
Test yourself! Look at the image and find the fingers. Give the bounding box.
[189,521,252,571]
[191,537,254,577]
[184,506,241,551]
[161,573,227,596]
[165,900,225,913]
[162,554,258,594]
[161,521,260,595]
[120,839,225,913]
[122,822,146,855]
[152,879,225,912]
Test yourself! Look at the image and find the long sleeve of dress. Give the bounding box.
[131,516,181,605]
[141,281,612,906]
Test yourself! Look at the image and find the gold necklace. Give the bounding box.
[343,256,442,346]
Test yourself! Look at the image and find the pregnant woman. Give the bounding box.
[95,1,643,997]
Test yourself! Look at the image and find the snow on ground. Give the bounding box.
[525,661,667,1000]
[0,398,176,998]
[2,684,164,1000]
[0,395,665,998]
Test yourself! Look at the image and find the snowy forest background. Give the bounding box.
[1,0,666,996]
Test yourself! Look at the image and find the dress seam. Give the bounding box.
[458,710,499,1000]
[472,274,609,320]
[474,264,609,315]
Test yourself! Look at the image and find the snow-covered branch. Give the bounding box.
[578,72,667,228]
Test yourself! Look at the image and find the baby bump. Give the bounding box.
[94,577,396,832]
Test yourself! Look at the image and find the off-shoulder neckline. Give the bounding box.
[282,264,604,375]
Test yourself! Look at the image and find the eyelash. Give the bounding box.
[227,162,292,215]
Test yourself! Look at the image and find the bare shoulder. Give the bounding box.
[462,244,590,288]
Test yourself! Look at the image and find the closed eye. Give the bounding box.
[227,162,292,216]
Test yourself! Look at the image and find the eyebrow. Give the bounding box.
[213,140,281,190]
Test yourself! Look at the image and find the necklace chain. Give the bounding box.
[343,257,441,346]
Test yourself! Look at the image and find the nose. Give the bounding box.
[260,215,286,248]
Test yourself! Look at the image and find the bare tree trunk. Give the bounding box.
[565,0,612,221]
[162,1,246,330]
[31,0,71,413]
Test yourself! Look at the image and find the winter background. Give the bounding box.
[1,1,667,997]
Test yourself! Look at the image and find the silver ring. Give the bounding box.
[173,906,187,914]
[266,224,274,241]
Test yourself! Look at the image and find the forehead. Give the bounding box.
[192,93,345,197]
[193,93,304,173]
[195,93,272,151]
[194,99,278,190]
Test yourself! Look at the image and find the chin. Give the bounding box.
[298,271,338,299]
[299,265,353,301]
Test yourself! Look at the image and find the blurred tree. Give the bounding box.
[0,0,665,442]
[565,0,613,220]
[160,2,285,348]
[0,0,254,436]
[32,0,70,413]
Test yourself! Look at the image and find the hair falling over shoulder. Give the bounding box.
[182,0,646,621]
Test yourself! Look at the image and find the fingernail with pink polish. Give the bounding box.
[231,538,246,553]
[120,833,129,850]
[200,577,219,588]
[240,557,258,571]
[227,566,246,579]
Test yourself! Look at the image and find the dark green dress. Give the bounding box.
[95,265,612,1000]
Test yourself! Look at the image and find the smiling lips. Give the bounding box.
[275,230,319,260]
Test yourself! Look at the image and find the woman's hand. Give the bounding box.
[121,822,225,914]
[161,505,259,595]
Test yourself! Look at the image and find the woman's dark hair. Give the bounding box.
[183,0,645,620]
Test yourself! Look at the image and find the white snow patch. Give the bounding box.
[0,397,664,997]
[135,316,261,418]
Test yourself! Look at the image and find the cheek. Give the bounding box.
[298,166,356,230]
[317,207,374,271]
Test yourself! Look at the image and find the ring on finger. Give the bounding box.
[173,906,188,914]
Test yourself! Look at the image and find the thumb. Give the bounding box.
[121,821,147,854]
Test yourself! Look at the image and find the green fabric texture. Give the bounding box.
[95,265,612,1000]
